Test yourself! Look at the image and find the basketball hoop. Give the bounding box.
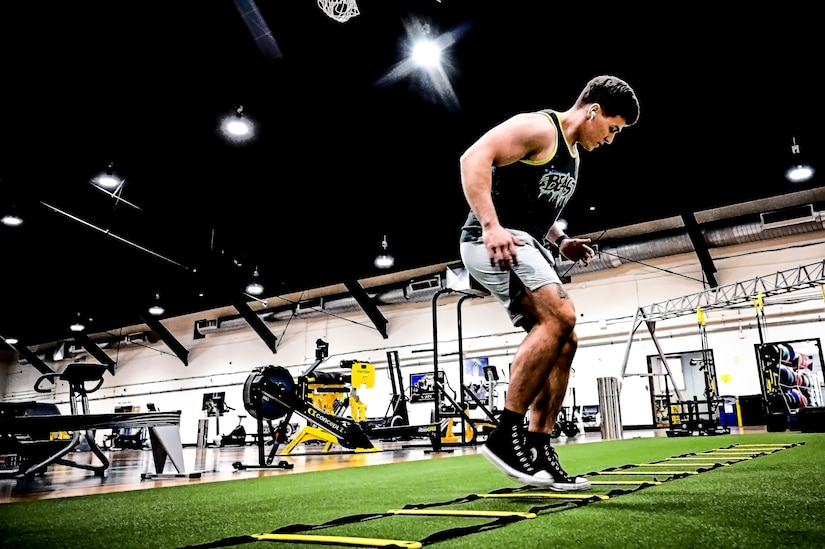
[317,0,360,23]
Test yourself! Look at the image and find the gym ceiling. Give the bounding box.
[1,2,821,348]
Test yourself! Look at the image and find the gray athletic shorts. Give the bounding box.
[459,228,561,329]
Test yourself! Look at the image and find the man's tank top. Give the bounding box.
[462,110,579,244]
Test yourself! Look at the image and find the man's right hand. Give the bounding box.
[484,225,525,270]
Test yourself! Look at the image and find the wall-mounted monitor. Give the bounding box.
[202,391,227,416]
[410,372,435,402]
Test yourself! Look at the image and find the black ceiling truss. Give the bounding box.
[72,332,117,375]
[139,314,190,366]
[232,297,279,353]
[681,212,718,288]
[8,342,55,376]
[344,279,389,339]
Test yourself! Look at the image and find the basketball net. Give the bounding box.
[317,0,360,23]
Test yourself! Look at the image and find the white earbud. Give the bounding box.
[589,111,596,121]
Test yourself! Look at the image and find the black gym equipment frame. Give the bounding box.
[663,318,730,437]
[234,342,440,471]
[430,287,498,449]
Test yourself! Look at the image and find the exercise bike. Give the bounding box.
[220,413,247,447]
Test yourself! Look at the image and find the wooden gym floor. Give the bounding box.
[0,436,487,504]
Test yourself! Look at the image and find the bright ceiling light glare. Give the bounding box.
[411,38,441,68]
[786,164,814,183]
[92,162,122,189]
[245,281,264,295]
[4,337,18,345]
[374,18,471,112]
[220,105,256,145]
[245,267,264,295]
[226,119,250,137]
[1,213,23,227]
[149,293,165,316]
[786,137,814,183]
[69,312,86,332]
[95,174,121,189]
[374,254,394,269]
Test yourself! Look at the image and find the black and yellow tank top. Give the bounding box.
[461,110,579,244]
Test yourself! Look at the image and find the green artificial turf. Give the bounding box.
[1,432,824,548]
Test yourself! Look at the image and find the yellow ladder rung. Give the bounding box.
[479,492,608,500]
[388,509,536,518]
[251,533,421,548]
[708,448,764,452]
[589,480,662,485]
[669,457,750,461]
[638,463,722,467]
[592,470,698,475]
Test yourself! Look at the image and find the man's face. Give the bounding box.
[583,113,627,152]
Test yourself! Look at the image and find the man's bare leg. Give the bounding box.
[497,283,590,491]
[505,283,577,416]
[478,284,576,486]
[529,336,577,433]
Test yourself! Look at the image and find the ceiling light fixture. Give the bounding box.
[786,137,814,183]
[374,235,395,269]
[1,211,23,227]
[148,292,165,316]
[69,313,86,333]
[92,162,123,189]
[220,104,256,144]
[245,267,264,296]
[1,187,23,226]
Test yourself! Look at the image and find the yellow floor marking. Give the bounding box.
[731,444,793,448]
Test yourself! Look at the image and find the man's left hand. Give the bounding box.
[559,238,594,265]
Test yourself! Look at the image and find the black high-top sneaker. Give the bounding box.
[530,434,591,492]
[481,421,554,486]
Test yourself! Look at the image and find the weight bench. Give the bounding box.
[0,363,193,480]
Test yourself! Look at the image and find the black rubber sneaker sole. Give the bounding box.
[480,445,555,487]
